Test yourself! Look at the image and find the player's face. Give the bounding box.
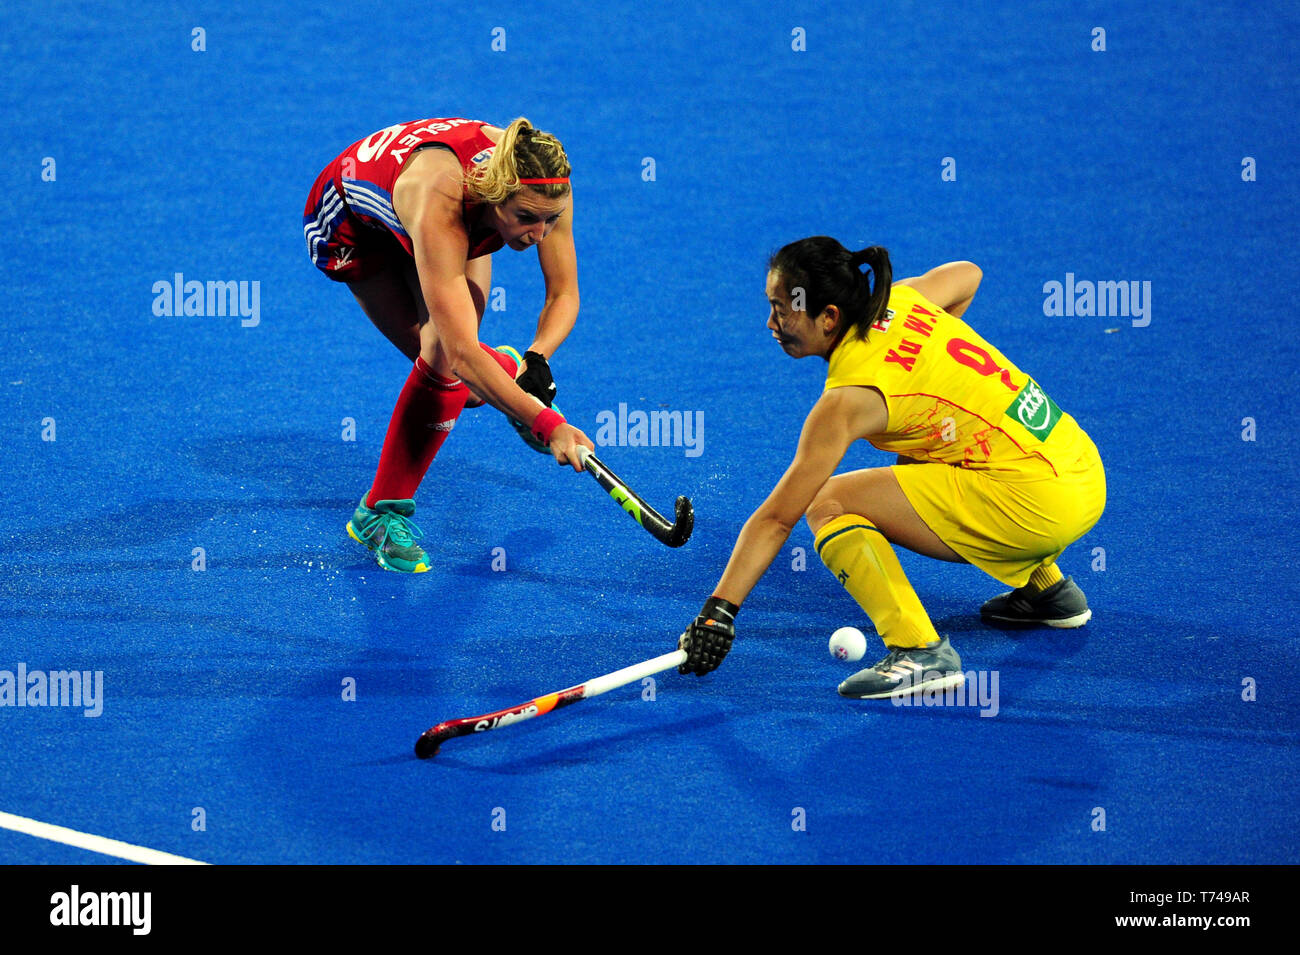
[493,191,568,250]
[766,270,834,358]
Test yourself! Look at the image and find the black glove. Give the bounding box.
[678,596,739,676]
[516,350,557,407]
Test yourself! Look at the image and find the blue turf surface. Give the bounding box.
[1,0,1297,864]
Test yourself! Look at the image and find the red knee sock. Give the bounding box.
[464,343,519,408]
[367,357,470,505]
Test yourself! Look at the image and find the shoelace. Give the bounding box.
[871,647,908,673]
[364,510,423,547]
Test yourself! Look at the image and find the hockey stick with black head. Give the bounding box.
[576,446,693,547]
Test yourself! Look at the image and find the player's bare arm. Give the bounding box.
[513,193,584,470]
[895,261,982,318]
[394,152,560,434]
[529,193,579,360]
[712,385,889,607]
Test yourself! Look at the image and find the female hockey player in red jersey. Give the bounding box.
[303,117,594,572]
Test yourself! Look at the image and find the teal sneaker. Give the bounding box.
[494,344,524,375]
[494,344,565,454]
[346,497,429,573]
[838,636,965,700]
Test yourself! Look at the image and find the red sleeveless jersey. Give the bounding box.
[304,118,504,280]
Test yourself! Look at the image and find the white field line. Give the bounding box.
[0,810,210,865]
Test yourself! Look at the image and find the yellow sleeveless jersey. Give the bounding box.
[825,284,1089,480]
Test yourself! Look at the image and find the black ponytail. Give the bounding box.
[856,246,893,335]
[769,237,893,345]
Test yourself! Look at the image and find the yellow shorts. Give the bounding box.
[892,437,1106,588]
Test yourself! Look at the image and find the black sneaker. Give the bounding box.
[837,636,965,700]
[980,576,1091,628]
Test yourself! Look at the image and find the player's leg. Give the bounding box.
[884,455,1103,628]
[978,445,1105,627]
[808,466,966,563]
[806,466,957,650]
[345,264,469,572]
[349,268,422,362]
[805,467,963,698]
[349,254,494,363]
[371,261,474,504]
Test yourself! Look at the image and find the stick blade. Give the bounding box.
[415,723,453,759]
[664,496,694,547]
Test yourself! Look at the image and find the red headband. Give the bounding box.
[518,177,569,184]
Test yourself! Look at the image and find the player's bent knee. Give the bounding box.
[805,495,844,534]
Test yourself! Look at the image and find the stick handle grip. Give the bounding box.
[582,649,687,698]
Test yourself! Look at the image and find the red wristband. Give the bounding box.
[530,408,565,446]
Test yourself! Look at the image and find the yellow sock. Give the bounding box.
[1027,562,1063,593]
[814,514,940,650]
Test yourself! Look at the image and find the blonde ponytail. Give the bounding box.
[464,117,572,204]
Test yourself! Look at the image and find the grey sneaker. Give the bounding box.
[838,636,965,699]
[346,497,429,573]
[980,576,1091,628]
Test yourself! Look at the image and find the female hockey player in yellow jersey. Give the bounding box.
[675,236,1106,698]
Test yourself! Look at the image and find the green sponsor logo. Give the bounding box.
[610,486,643,525]
[1005,380,1062,441]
